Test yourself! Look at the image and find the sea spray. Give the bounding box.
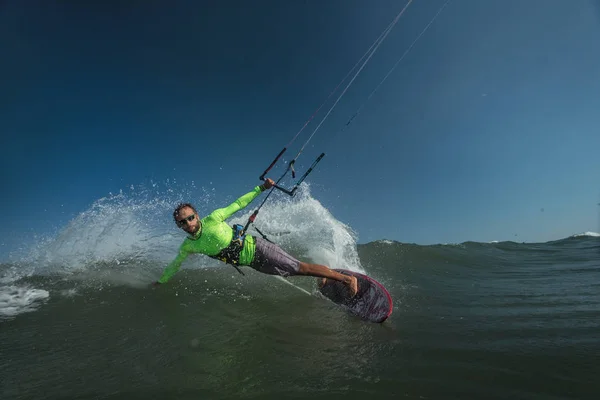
[2,181,362,284]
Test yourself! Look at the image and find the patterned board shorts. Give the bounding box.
[250,237,301,277]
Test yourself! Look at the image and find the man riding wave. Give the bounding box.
[154,178,358,296]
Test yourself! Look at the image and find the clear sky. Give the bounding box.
[2,0,600,258]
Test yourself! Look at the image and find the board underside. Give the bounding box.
[318,269,393,323]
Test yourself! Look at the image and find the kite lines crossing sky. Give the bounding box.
[241,0,452,236]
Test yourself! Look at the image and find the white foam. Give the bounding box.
[570,231,600,238]
[0,285,50,319]
[12,181,202,280]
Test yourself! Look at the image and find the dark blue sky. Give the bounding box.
[2,0,600,258]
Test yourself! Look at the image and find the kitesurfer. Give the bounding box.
[153,178,358,296]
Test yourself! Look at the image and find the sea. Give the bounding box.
[1,186,599,400]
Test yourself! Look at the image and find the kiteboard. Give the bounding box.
[317,269,393,323]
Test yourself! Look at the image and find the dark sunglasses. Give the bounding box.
[176,214,195,226]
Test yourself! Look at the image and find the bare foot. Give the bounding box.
[318,276,357,297]
[346,276,358,297]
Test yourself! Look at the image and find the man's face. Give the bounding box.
[175,206,200,235]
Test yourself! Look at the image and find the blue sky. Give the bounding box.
[2,0,600,258]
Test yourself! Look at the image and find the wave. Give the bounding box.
[0,182,362,303]
[371,231,600,247]
[3,178,597,320]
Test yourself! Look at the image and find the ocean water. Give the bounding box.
[1,187,599,400]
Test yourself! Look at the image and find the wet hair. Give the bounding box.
[173,203,198,222]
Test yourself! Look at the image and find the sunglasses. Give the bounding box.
[176,214,196,226]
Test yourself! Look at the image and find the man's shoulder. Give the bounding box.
[201,212,216,221]
[180,237,195,251]
[201,211,222,225]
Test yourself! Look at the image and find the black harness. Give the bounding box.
[208,224,248,275]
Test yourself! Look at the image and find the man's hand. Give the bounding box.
[262,178,275,190]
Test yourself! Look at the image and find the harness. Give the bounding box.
[208,224,248,275]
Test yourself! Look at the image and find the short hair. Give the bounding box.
[173,203,197,222]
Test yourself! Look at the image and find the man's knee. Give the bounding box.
[297,262,308,274]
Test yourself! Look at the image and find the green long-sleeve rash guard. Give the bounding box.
[158,185,264,283]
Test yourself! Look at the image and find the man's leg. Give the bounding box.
[250,238,358,296]
[297,262,358,296]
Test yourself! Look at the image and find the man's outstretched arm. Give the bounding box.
[156,248,189,284]
[210,179,273,222]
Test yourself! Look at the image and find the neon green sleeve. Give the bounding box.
[209,186,263,222]
[158,246,189,284]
